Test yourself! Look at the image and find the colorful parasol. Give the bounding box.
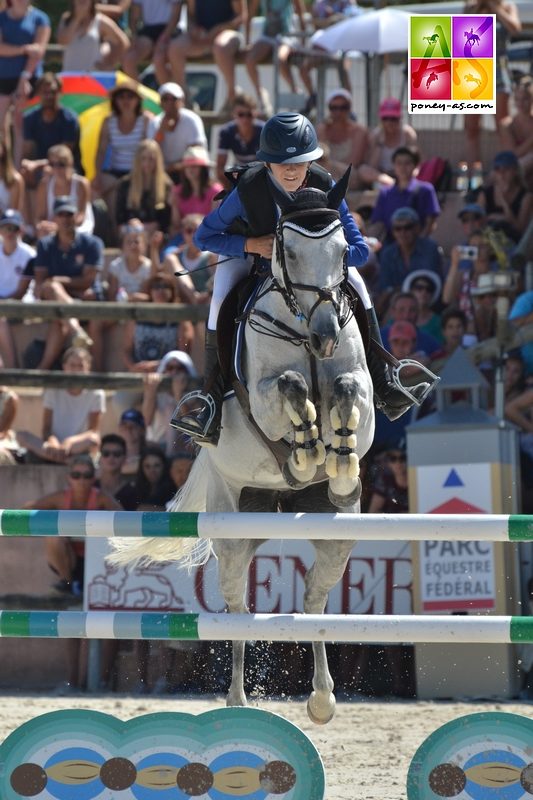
[24,71,161,180]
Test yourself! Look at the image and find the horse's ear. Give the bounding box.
[266,171,295,214]
[327,166,351,209]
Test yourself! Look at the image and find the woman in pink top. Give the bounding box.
[171,145,223,231]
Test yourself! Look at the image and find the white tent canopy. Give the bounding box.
[310,8,411,55]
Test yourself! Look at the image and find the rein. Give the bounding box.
[242,207,352,349]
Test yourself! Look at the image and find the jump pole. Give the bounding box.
[1,510,533,541]
[1,611,533,643]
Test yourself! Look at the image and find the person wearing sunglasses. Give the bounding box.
[35,143,94,238]
[173,112,435,446]
[370,145,440,243]
[377,207,443,314]
[0,208,35,367]
[216,92,265,188]
[402,269,443,344]
[162,212,217,299]
[359,98,418,190]
[316,88,368,190]
[149,82,207,185]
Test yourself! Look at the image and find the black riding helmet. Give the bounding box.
[256,112,323,164]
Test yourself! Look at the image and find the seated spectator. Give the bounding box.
[402,269,443,343]
[376,207,443,312]
[501,77,533,188]
[469,274,500,342]
[115,139,173,234]
[457,202,487,241]
[370,146,440,242]
[88,219,152,370]
[0,0,50,166]
[0,385,19,464]
[95,433,136,508]
[316,89,368,189]
[368,439,408,513]
[30,196,102,369]
[0,138,24,214]
[24,453,120,693]
[443,232,496,338]
[244,0,312,117]
[122,272,195,374]
[168,0,246,111]
[118,443,176,511]
[21,73,82,191]
[508,288,533,377]
[0,208,35,366]
[162,213,217,297]
[118,407,146,476]
[505,382,533,464]
[216,93,265,187]
[358,98,418,189]
[312,0,359,21]
[122,0,182,86]
[171,146,223,232]
[57,0,129,71]
[18,346,104,463]
[149,82,207,185]
[142,350,198,455]
[475,150,533,244]
[429,307,469,374]
[35,144,94,237]
[92,80,153,221]
[381,291,441,359]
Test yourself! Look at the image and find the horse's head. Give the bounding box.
[267,168,351,360]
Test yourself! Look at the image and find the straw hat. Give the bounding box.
[181,145,214,168]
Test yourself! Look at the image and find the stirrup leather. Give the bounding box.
[390,360,440,406]
[170,390,217,437]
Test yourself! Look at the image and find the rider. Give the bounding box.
[173,112,432,445]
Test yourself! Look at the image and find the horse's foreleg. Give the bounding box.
[278,370,326,485]
[326,374,362,508]
[214,539,262,708]
[304,539,354,724]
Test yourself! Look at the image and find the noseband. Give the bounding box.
[273,208,350,328]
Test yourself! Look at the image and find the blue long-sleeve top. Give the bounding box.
[193,185,369,267]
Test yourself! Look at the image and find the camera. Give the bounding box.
[457,245,478,261]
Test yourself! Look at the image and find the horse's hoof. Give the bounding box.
[328,479,362,509]
[226,692,247,708]
[307,691,336,725]
[282,461,312,489]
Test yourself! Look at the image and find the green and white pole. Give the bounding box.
[1,510,533,541]
[0,611,532,643]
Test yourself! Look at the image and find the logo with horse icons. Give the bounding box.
[409,15,496,109]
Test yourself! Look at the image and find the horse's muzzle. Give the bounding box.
[309,326,340,360]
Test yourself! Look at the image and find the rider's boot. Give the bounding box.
[172,329,224,446]
[366,307,429,422]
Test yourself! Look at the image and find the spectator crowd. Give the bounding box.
[0,0,533,699]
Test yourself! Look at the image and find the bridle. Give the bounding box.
[245,207,352,347]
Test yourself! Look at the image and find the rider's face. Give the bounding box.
[269,162,309,192]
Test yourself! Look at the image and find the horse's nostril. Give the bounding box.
[310,333,322,352]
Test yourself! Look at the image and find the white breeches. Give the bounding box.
[207,256,372,331]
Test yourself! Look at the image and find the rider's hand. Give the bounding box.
[246,235,274,259]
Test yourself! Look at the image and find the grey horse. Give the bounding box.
[112,175,375,724]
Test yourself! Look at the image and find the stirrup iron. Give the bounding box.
[390,360,440,406]
[170,390,217,437]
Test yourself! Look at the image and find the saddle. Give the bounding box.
[215,274,370,483]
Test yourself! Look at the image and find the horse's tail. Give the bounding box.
[109,449,213,568]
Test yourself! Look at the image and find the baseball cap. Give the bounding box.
[458,203,485,219]
[158,82,185,100]
[379,97,402,118]
[53,196,77,215]
[389,320,417,342]
[391,206,420,226]
[0,209,23,229]
[120,408,146,428]
[493,150,519,169]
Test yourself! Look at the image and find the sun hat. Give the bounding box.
[379,97,402,118]
[326,88,352,106]
[402,269,442,306]
[110,79,142,101]
[181,145,214,168]
[493,150,519,169]
[158,82,185,100]
[157,350,198,378]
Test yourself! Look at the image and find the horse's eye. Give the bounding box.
[285,248,296,261]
